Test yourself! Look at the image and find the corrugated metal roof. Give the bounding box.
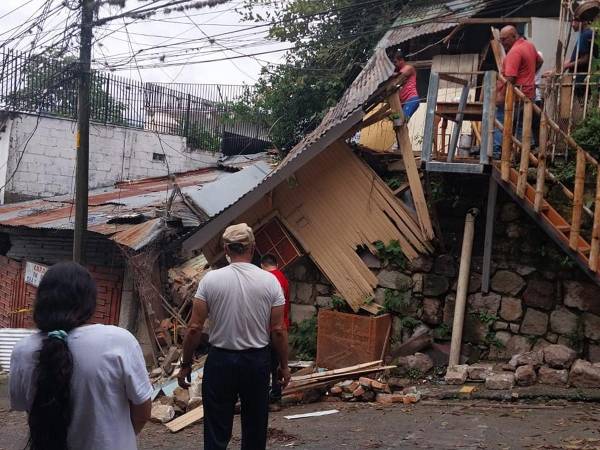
[186,161,272,218]
[0,163,267,250]
[0,328,37,372]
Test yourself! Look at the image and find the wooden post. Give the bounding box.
[590,170,600,272]
[534,115,548,212]
[480,71,497,165]
[447,83,470,163]
[570,149,586,250]
[501,83,514,181]
[388,93,435,241]
[441,118,448,157]
[481,179,498,293]
[516,101,533,198]
[421,72,440,164]
[449,209,479,367]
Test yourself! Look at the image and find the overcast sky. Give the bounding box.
[0,0,287,86]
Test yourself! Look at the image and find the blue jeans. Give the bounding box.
[403,96,420,120]
[493,104,524,159]
[203,346,270,450]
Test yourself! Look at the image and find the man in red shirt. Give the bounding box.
[393,50,420,122]
[493,26,543,157]
[261,254,290,403]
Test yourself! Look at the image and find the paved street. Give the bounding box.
[2,377,600,450]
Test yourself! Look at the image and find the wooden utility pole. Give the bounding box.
[73,0,95,263]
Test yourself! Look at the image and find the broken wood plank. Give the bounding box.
[388,94,435,241]
[290,361,383,383]
[165,406,204,433]
[285,366,397,391]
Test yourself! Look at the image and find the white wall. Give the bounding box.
[3,113,220,202]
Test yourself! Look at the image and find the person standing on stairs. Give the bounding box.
[493,25,543,158]
[393,49,420,123]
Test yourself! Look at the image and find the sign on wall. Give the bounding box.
[24,262,48,288]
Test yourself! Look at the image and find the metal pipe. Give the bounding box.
[449,208,480,367]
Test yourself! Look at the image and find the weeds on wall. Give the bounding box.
[374,240,407,269]
[289,316,318,360]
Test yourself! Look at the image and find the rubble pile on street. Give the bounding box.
[327,377,422,404]
[444,344,600,389]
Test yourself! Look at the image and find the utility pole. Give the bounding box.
[73,0,95,263]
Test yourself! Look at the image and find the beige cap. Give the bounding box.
[222,223,255,246]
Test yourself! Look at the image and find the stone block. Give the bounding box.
[464,314,490,345]
[173,387,190,411]
[509,323,520,333]
[494,321,509,330]
[360,252,381,269]
[563,281,600,314]
[294,282,314,305]
[467,292,501,315]
[290,304,316,324]
[523,279,555,311]
[569,359,600,388]
[392,353,433,376]
[546,333,558,344]
[490,334,532,360]
[533,339,552,352]
[408,255,433,273]
[584,313,600,340]
[509,350,543,369]
[423,274,449,297]
[422,298,442,325]
[538,366,568,385]
[520,309,548,336]
[377,270,413,291]
[501,297,524,323]
[589,344,600,363]
[500,203,520,222]
[515,365,537,386]
[467,363,494,381]
[433,255,457,278]
[151,403,175,423]
[443,293,456,325]
[315,284,331,295]
[491,270,526,296]
[316,296,333,309]
[485,372,515,390]
[543,344,577,369]
[412,273,424,296]
[374,288,386,306]
[444,365,469,385]
[550,307,579,335]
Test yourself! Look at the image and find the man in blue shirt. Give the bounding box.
[564,19,596,96]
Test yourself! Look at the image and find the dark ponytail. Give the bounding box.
[28,262,97,450]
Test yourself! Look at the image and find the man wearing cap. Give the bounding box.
[178,223,290,450]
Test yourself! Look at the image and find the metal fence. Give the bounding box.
[0,49,270,153]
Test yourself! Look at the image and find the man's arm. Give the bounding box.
[177,299,209,388]
[130,399,152,434]
[270,305,291,388]
[536,53,544,71]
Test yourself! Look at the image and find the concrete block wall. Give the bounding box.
[2,113,220,202]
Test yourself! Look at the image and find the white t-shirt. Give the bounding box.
[195,262,285,350]
[10,324,153,450]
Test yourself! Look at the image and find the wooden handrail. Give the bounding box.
[570,149,586,250]
[501,84,515,181]
[534,115,549,213]
[516,101,533,198]
[590,171,600,271]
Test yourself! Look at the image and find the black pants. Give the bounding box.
[202,346,270,450]
[270,346,282,401]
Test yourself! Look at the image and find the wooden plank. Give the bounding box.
[570,149,586,250]
[590,171,600,272]
[516,101,533,198]
[447,83,470,163]
[534,116,548,213]
[165,407,204,433]
[480,71,497,164]
[421,72,440,164]
[482,177,498,293]
[290,360,382,383]
[426,161,487,174]
[501,84,514,181]
[285,366,397,391]
[388,94,435,241]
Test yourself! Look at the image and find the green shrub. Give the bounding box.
[289,316,317,360]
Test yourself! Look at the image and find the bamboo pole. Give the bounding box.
[590,171,600,271]
[570,149,586,250]
[501,83,515,181]
[449,208,479,367]
[534,115,549,212]
[517,101,533,198]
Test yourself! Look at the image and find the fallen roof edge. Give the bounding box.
[181,109,365,254]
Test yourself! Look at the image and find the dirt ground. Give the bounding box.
[2,376,600,450]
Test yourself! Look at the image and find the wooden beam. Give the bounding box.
[448,17,532,25]
[447,83,470,163]
[421,72,440,164]
[482,177,498,293]
[534,116,549,213]
[165,407,204,433]
[480,70,497,165]
[570,150,586,250]
[439,73,469,86]
[516,101,533,198]
[590,171,600,272]
[500,84,515,181]
[388,93,435,240]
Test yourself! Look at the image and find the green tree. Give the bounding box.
[8,52,126,125]
[237,0,407,152]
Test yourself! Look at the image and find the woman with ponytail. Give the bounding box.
[9,262,152,450]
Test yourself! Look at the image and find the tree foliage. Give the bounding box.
[237,0,407,152]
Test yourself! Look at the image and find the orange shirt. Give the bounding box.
[502,38,539,99]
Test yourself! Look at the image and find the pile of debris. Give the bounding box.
[444,344,600,389]
[328,377,422,404]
